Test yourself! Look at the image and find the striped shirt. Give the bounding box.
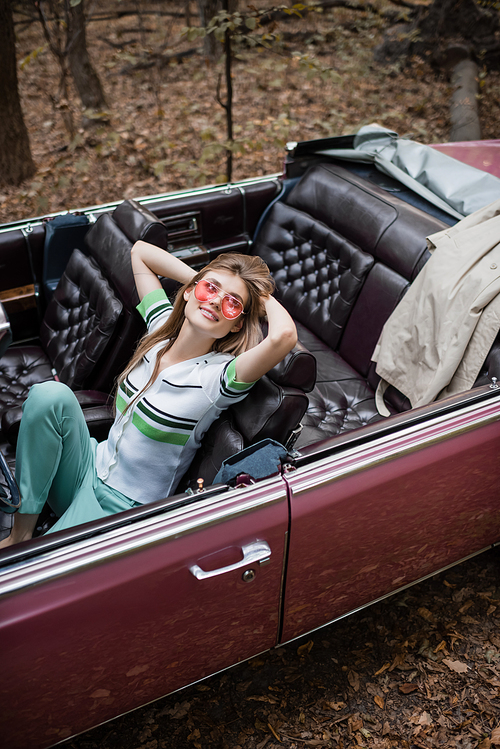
[95,288,254,503]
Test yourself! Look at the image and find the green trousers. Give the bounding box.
[16,381,139,534]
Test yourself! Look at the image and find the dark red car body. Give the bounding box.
[1,137,499,749]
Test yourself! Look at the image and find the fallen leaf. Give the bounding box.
[374,662,390,676]
[442,658,469,673]
[348,670,360,691]
[418,711,432,726]
[374,695,384,709]
[399,683,419,694]
[418,606,436,623]
[349,716,363,732]
[323,700,346,711]
[491,726,500,744]
[459,600,474,614]
[434,640,447,653]
[297,640,314,656]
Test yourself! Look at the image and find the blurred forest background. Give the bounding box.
[1,0,499,223]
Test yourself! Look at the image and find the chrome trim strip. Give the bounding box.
[0,478,287,597]
[279,544,492,646]
[289,394,500,495]
[0,174,282,236]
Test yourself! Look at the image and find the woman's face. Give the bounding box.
[183,269,250,340]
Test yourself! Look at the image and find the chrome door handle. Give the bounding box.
[189,540,271,580]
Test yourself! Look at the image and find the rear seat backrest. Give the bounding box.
[282,164,445,379]
[255,163,449,430]
[254,163,447,360]
[254,192,374,351]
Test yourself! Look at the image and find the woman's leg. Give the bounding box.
[0,381,95,547]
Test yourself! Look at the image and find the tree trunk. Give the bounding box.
[67,0,108,119]
[0,0,36,186]
[450,58,481,141]
[197,0,222,61]
[197,0,238,61]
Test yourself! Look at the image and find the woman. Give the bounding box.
[0,242,297,547]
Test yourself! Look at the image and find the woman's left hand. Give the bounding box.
[234,295,297,384]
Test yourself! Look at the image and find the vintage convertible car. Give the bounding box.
[1,132,500,749]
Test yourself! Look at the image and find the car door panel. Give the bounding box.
[151,178,281,247]
[0,228,41,340]
[282,394,500,642]
[0,478,288,749]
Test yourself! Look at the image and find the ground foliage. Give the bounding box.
[2,0,499,223]
[65,548,500,749]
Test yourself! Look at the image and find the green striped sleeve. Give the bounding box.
[225,358,256,392]
[136,288,173,329]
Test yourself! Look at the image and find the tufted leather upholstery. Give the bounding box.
[0,250,122,418]
[253,163,448,448]
[0,199,168,462]
[40,249,123,388]
[256,201,374,351]
[81,199,169,393]
[0,346,54,414]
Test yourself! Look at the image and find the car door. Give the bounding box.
[0,476,288,749]
[281,387,500,643]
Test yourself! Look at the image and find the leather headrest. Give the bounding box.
[112,199,169,249]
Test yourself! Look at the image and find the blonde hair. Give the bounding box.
[117,253,275,414]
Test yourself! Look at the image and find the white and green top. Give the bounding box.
[95,288,254,504]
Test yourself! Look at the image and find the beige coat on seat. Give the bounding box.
[372,198,500,413]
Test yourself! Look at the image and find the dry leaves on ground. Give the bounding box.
[2,0,499,224]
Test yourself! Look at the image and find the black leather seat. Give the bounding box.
[253,163,448,448]
[0,249,123,416]
[0,200,169,459]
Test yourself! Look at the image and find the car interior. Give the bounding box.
[1,157,500,534]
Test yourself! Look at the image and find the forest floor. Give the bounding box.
[5,1,500,748]
[2,0,500,223]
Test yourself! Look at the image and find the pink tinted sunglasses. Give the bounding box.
[194,279,246,320]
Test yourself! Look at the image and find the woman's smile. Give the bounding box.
[199,305,219,322]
